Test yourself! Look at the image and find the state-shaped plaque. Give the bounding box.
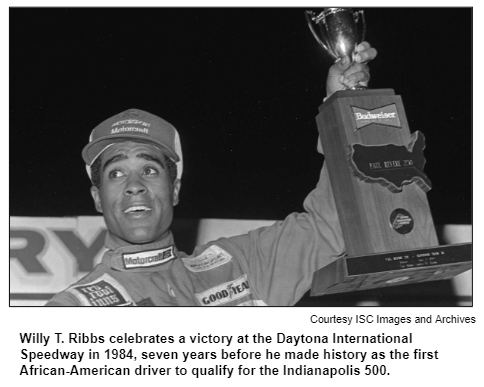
[348,131,432,193]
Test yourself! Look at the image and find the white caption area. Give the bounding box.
[5,307,482,387]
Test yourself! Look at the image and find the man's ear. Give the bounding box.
[90,186,103,213]
[172,179,181,206]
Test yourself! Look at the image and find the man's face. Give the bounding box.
[90,141,180,245]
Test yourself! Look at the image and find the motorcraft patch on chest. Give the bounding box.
[182,245,232,272]
[196,274,251,306]
[67,273,135,306]
[122,246,175,269]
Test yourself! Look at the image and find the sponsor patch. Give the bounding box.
[111,126,149,135]
[182,245,232,272]
[111,113,151,136]
[196,274,251,306]
[67,274,135,306]
[123,246,175,269]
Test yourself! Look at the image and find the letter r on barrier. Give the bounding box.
[10,229,48,273]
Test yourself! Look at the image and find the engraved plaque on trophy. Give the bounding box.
[305,8,472,295]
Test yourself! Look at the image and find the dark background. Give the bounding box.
[10,7,472,226]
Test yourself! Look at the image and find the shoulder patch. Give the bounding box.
[196,274,251,306]
[67,273,135,306]
[182,245,232,272]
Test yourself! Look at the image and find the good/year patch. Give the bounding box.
[196,274,251,306]
[182,245,232,272]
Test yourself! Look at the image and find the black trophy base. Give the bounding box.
[310,243,472,296]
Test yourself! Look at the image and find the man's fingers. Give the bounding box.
[326,42,375,96]
[333,55,351,72]
[355,47,377,64]
[328,54,351,79]
[341,64,370,87]
[356,41,371,52]
[341,74,367,88]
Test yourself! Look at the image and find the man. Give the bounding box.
[46,42,377,306]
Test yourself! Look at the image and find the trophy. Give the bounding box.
[305,8,365,63]
[305,8,472,296]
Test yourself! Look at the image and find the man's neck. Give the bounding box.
[105,230,174,252]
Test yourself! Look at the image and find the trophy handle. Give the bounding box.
[304,11,336,59]
[354,10,366,45]
[349,10,368,90]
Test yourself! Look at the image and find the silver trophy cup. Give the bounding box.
[305,8,366,63]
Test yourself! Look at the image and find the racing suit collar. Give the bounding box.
[103,231,179,272]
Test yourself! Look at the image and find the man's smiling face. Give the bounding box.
[90,141,180,245]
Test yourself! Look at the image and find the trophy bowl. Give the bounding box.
[305,8,366,63]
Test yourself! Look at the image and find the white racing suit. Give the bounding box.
[45,165,344,306]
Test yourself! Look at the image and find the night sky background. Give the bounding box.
[10,7,472,226]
